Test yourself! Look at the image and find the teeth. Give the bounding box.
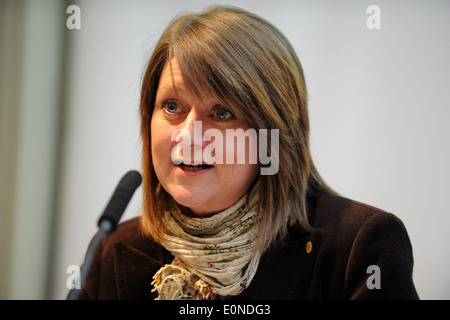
[182,164,206,172]
[177,162,203,166]
[173,160,213,172]
[178,163,213,172]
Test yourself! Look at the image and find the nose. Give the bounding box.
[171,108,207,165]
[181,109,206,148]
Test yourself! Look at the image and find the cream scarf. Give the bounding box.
[151,185,260,300]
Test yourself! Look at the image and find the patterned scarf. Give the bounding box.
[151,184,260,300]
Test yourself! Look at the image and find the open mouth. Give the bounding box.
[174,161,214,172]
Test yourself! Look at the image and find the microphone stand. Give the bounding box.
[67,170,142,300]
[66,224,107,300]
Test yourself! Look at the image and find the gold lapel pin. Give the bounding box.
[306,241,312,254]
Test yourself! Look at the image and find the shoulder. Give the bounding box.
[311,190,407,244]
[307,190,418,299]
[99,216,168,265]
[78,217,171,299]
[310,190,413,266]
[102,216,147,249]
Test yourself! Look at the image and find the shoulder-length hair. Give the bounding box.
[139,6,333,254]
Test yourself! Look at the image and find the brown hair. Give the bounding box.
[139,6,333,254]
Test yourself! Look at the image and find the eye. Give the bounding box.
[214,107,234,121]
[162,100,179,114]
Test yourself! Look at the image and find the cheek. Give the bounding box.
[215,163,259,203]
[221,132,258,165]
[239,163,260,183]
[150,118,173,167]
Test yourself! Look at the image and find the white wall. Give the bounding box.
[50,0,450,299]
[0,0,64,299]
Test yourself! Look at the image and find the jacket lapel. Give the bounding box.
[234,228,323,299]
[113,241,170,299]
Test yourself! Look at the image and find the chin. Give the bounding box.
[169,184,215,212]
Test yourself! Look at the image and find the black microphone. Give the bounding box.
[67,170,142,300]
[97,170,142,234]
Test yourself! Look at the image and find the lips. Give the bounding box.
[173,161,214,172]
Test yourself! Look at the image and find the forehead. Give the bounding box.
[157,57,216,101]
[158,57,183,89]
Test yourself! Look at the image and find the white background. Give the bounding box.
[10,0,449,299]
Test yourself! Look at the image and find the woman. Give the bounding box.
[71,6,418,299]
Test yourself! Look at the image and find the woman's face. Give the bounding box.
[151,57,259,217]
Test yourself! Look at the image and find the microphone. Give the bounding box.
[97,170,142,234]
[67,170,142,300]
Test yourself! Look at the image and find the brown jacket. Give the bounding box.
[68,189,419,300]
